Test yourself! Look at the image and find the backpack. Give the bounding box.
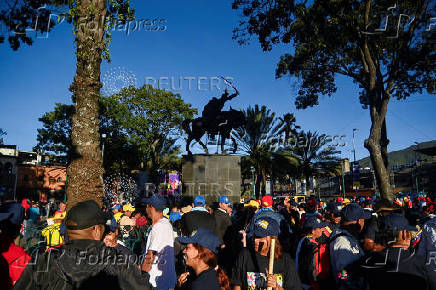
[306,235,331,280]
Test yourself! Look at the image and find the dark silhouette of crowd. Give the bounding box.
[1,193,436,290]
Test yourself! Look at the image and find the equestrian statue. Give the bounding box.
[182,84,246,155]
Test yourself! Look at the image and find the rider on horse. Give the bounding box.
[201,88,239,132]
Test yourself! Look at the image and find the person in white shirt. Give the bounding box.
[141,195,177,290]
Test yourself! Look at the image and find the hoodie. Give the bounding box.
[14,239,151,290]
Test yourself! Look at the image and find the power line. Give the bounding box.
[389,110,435,141]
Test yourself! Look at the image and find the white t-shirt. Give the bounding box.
[145,217,177,289]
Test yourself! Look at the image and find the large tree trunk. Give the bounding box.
[364,99,393,202]
[360,6,393,202]
[67,0,107,209]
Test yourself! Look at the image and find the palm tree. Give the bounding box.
[275,113,300,147]
[288,131,341,195]
[235,105,280,197]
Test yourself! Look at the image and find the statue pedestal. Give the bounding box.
[182,154,241,204]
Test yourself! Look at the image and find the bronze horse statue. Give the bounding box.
[182,107,246,155]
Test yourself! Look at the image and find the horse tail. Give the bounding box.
[182,119,192,135]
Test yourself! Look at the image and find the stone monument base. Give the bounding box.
[182,154,241,204]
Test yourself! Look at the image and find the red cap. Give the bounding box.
[261,196,273,208]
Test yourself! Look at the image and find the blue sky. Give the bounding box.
[0,0,435,161]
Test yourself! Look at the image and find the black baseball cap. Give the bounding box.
[178,228,221,254]
[326,202,342,217]
[65,200,105,230]
[253,217,280,237]
[381,213,417,231]
[341,203,371,222]
[304,217,329,230]
[143,194,167,211]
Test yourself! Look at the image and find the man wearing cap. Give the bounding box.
[181,195,216,236]
[232,217,301,290]
[417,215,436,289]
[280,197,300,229]
[0,202,31,289]
[361,213,435,289]
[119,203,136,237]
[296,217,334,290]
[362,199,399,252]
[112,204,123,223]
[15,199,151,290]
[329,203,371,289]
[214,195,232,241]
[246,195,290,245]
[141,194,177,290]
[325,202,342,230]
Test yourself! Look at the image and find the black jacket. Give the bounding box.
[181,209,216,236]
[14,239,151,290]
[213,209,232,241]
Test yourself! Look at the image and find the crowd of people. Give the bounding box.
[1,192,436,290]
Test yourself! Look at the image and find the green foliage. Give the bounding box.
[0,128,6,144]
[1,0,135,61]
[232,0,435,107]
[288,131,342,182]
[35,85,196,174]
[236,105,300,194]
[34,103,74,154]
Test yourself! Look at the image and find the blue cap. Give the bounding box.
[144,194,167,211]
[194,195,206,206]
[178,228,221,254]
[253,217,280,237]
[218,196,230,204]
[104,212,118,232]
[326,202,342,216]
[341,203,372,222]
[0,202,25,225]
[111,204,121,210]
[304,216,329,230]
[290,200,298,207]
[169,211,182,223]
[381,213,417,231]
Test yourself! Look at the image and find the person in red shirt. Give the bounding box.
[0,202,31,289]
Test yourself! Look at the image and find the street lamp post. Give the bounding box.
[341,160,346,199]
[250,166,255,199]
[101,133,107,160]
[414,142,419,193]
[352,129,358,197]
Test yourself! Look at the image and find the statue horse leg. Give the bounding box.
[196,138,209,154]
[186,136,195,156]
[220,133,227,154]
[231,134,237,154]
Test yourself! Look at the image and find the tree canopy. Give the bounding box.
[35,85,197,177]
[233,0,435,200]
